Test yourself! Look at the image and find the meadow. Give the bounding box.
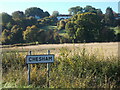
[1,42,120,88]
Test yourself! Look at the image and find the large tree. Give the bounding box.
[2,29,11,44]
[104,7,115,26]
[52,11,59,17]
[0,12,13,25]
[44,11,50,17]
[84,5,96,13]
[10,25,24,43]
[25,7,49,18]
[12,11,25,20]
[66,12,103,42]
[23,25,46,43]
[68,6,83,15]
[23,25,38,42]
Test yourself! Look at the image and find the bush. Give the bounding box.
[2,47,120,88]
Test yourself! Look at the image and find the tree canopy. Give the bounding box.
[1,6,119,45]
[1,12,13,25]
[12,11,25,20]
[105,7,115,26]
[66,12,104,42]
[25,7,50,18]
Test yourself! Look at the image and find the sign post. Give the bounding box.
[26,50,54,87]
[47,50,50,88]
[28,51,31,85]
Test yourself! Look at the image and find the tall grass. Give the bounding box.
[2,47,120,88]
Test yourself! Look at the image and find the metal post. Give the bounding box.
[28,51,31,85]
[47,50,50,88]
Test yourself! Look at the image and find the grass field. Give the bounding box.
[2,42,119,57]
[2,42,120,88]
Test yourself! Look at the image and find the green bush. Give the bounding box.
[2,47,120,88]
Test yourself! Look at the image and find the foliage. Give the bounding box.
[52,11,59,17]
[37,16,58,27]
[57,20,66,30]
[2,25,24,44]
[2,47,120,88]
[68,6,83,15]
[0,12,13,25]
[23,25,41,43]
[25,7,50,18]
[1,6,119,45]
[68,5,103,15]
[98,27,116,42]
[104,7,115,26]
[66,12,104,42]
[2,29,11,44]
[12,11,25,20]
[15,17,37,30]
[114,26,120,41]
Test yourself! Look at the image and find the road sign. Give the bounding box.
[26,55,54,64]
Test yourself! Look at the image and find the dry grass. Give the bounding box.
[2,42,120,88]
[2,42,119,58]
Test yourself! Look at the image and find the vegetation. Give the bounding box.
[1,4,120,89]
[2,46,120,88]
[65,12,104,42]
[25,7,50,18]
[1,6,120,45]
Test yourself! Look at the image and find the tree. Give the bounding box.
[96,9,103,15]
[99,27,115,42]
[36,29,46,43]
[44,11,50,17]
[2,29,11,44]
[2,25,24,44]
[0,12,13,25]
[65,21,76,42]
[9,25,24,44]
[105,7,115,26]
[23,25,47,43]
[84,5,96,13]
[96,9,104,20]
[66,12,103,42]
[68,6,83,15]
[6,22,13,30]
[12,11,25,20]
[58,20,66,30]
[23,25,38,42]
[52,11,59,17]
[25,7,48,18]
[45,30,55,44]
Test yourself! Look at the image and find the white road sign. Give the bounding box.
[26,55,54,64]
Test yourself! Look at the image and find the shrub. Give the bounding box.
[2,47,120,88]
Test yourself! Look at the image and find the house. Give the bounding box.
[35,15,41,19]
[115,13,120,20]
[57,14,72,20]
[29,15,41,20]
[113,11,120,20]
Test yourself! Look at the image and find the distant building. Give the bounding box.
[113,11,120,20]
[29,15,41,20]
[57,14,72,20]
[115,13,120,20]
[35,15,41,19]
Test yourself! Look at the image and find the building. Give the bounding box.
[57,14,72,20]
[115,13,120,20]
[35,15,41,19]
[113,11,120,20]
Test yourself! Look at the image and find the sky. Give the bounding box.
[0,0,119,15]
